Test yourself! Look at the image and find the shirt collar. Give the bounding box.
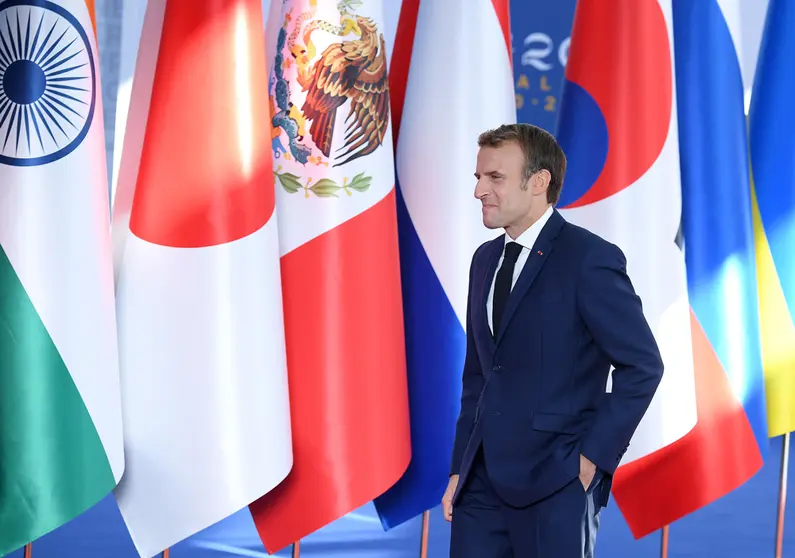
[505,206,554,250]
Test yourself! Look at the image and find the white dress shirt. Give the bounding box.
[486,206,554,333]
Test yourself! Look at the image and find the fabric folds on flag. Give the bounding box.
[111,1,292,555]
[749,0,795,438]
[0,1,124,554]
[557,0,706,538]
[371,0,515,529]
[249,0,410,552]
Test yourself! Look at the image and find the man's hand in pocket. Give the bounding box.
[579,454,597,491]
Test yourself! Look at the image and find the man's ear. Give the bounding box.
[532,169,551,196]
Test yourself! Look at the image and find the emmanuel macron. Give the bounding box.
[442,124,664,558]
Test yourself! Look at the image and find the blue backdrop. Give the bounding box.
[512,0,576,135]
[6,1,795,557]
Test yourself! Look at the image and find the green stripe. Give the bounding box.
[0,245,115,555]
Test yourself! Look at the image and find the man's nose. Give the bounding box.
[474,180,487,199]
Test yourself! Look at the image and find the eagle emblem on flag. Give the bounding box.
[270,0,386,198]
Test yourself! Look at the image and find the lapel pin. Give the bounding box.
[537,250,543,256]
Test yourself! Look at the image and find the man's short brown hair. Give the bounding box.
[477,123,567,205]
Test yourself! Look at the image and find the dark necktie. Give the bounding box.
[492,241,523,337]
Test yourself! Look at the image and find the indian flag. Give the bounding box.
[0,0,124,555]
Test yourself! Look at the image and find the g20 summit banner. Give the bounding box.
[511,0,576,133]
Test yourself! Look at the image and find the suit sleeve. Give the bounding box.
[449,248,484,476]
[577,242,664,475]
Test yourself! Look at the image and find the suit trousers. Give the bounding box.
[450,447,601,558]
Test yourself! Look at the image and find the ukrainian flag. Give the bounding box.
[749,0,795,438]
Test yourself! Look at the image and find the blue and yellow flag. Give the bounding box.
[749,0,795,438]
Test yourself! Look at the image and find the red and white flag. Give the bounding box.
[249,0,410,552]
[111,1,292,555]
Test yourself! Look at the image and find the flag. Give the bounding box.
[749,0,795,438]
[555,0,760,538]
[111,0,292,555]
[372,0,515,529]
[0,0,124,554]
[249,0,410,551]
[672,0,767,483]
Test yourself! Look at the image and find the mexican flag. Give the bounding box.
[0,0,125,554]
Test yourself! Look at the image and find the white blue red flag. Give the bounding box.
[373,0,515,529]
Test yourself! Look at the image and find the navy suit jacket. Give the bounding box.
[451,209,663,509]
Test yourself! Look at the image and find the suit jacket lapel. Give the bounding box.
[495,210,565,347]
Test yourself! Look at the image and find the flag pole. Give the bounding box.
[419,510,430,558]
[660,525,669,558]
[23,543,32,558]
[775,432,790,558]
[292,541,300,558]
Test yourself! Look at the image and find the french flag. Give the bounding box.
[673,0,768,462]
[373,0,515,529]
[556,0,765,538]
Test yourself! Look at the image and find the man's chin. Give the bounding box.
[481,208,502,230]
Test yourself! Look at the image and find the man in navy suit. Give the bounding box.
[442,124,664,557]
